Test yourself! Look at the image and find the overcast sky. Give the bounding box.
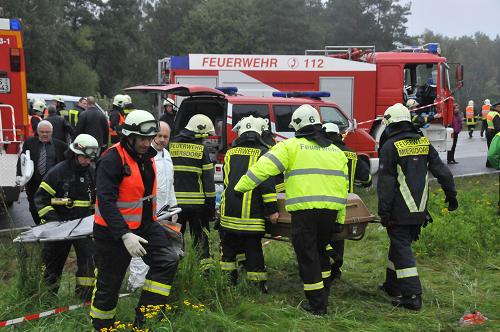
[404,0,499,39]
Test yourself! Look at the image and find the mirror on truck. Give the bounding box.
[455,64,464,88]
[351,118,357,131]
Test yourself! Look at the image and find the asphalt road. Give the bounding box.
[1,132,498,231]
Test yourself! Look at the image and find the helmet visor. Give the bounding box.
[137,120,159,136]
[74,143,99,159]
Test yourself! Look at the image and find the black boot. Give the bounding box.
[392,294,422,311]
[300,301,327,316]
[259,281,269,294]
[379,283,402,297]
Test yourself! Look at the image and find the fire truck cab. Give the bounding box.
[124,84,378,181]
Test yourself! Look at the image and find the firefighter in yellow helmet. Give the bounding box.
[378,103,457,311]
[170,114,216,271]
[53,95,67,118]
[235,104,348,315]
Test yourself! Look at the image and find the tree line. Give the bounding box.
[2,0,499,108]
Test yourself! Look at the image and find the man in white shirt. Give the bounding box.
[128,121,177,291]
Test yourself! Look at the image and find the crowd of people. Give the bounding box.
[15,92,500,330]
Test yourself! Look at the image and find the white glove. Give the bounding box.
[171,214,178,223]
[122,233,148,258]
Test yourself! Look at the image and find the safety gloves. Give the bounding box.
[122,232,148,257]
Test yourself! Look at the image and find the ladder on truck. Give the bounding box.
[305,46,376,62]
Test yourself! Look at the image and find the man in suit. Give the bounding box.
[74,96,109,151]
[17,120,68,225]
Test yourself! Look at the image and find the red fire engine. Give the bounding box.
[158,44,463,152]
[0,18,29,205]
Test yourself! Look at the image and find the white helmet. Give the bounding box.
[123,94,132,104]
[121,110,158,137]
[468,100,474,107]
[322,122,340,134]
[185,114,215,135]
[70,134,99,158]
[233,115,264,136]
[383,103,411,126]
[259,117,270,132]
[32,99,47,114]
[289,104,321,131]
[163,98,175,107]
[484,99,491,106]
[113,94,127,108]
[406,99,419,109]
[53,95,65,104]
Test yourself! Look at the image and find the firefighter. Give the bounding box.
[480,99,491,138]
[91,110,179,331]
[235,104,348,315]
[406,99,436,129]
[29,99,46,136]
[486,102,500,167]
[159,98,176,130]
[123,94,136,117]
[258,117,285,193]
[53,95,67,118]
[109,94,127,144]
[68,97,88,128]
[378,103,457,311]
[220,116,279,292]
[169,114,216,271]
[465,100,476,138]
[34,134,98,300]
[322,122,372,280]
[45,105,73,144]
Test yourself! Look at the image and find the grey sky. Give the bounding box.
[404,0,499,39]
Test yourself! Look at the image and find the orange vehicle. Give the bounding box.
[0,18,29,204]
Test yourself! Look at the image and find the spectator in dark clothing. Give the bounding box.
[159,98,176,131]
[16,120,67,225]
[447,103,462,164]
[45,106,73,144]
[74,96,109,150]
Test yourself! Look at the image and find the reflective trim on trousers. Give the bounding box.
[262,193,278,203]
[90,305,116,320]
[321,270,331,279]
[220,261,237,271]
[200,258,215,271]
[247,271,268,281]
[143,279,171,297]
[76,276,96,286]
[286,195,347,205]
[236,253,246,263]
[304,281,324,291]
[396,267,418,279]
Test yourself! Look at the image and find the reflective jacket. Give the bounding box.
[109,108,125,138]
[377,123,456,225]
[481,104,491,120]
[220,134,278,233]
[235,136,348,221]
[170,130,215,209]
[465,106,476,124]
[68,105,85,128]
[486,111,500,131]
[35,158,96,222]
[95,143,157,232]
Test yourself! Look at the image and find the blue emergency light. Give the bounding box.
[272,91,331,99]
[424,43,440,54]
[10,19,22,31]
[215,86,238,95]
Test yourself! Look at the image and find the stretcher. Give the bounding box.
[265,193,377,240]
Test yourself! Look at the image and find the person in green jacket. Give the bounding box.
[235,104,348,315]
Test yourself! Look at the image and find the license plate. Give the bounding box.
[0,77,10,93]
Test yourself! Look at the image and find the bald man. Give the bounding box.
[17,120,68,224]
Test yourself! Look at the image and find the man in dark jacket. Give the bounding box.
[378,103,457,311]
[322,122,372,280]
[159,98,176,131]
[17,120,67,225]
[68,97,87,128]
[170,114,216,271]
[34,134,98,299]
[220,116,279,292]
[45,106,73,143]
[74,96,109,151]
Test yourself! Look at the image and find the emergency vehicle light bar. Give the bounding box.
[10,19,22,31]
[272,91,331,99]
[215,86,238,95]
[397,43,441,55]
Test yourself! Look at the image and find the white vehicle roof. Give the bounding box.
[28,93,106,115]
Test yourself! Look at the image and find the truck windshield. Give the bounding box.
[319,106,349,131]
[404,63,438,109]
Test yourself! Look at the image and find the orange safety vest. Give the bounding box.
[465,106,476,124]
[482,105,490,120]
[109,113,125,137]
[94,143,157,229]
[28,114,42,136]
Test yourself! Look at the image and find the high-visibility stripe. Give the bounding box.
[322,270,332,279]
[262,193,277,203]
[285,168,348,179]
[115,195,155,208]
[397,165,426,213]
[205,192,216,198]
[236,253,246,263]
[143,279,171,297]
[220,261,237,271]
[304,281,324,291]
[286,195,347,205]
[325,244,333,251]
[263,152,286,172]
[73,200,92,207]
[40,182,56,196]
[200,258,214,271]
[76,276,96,286]
[89,305,116,320]
[202,163,214,170]
[38,205,55,217]
[247,271,268,281]
[247,169,263,186]
[220,218,266,232]
[275,182,285,193]
[387,260,395,271]
[396,267,418,279]
[173,165,202,174]
[175,192,205,198]
[176,198,205,205]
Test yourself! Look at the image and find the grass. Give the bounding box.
[0,174,499,331]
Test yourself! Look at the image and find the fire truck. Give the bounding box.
[0,18,30,206]
[158,44,464,152]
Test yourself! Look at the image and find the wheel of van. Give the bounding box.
[370,121,385,146]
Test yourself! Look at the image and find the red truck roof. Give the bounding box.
[369,52,448,64]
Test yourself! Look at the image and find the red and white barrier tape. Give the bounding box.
[356,96,452,126]
[0,293,130,327]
